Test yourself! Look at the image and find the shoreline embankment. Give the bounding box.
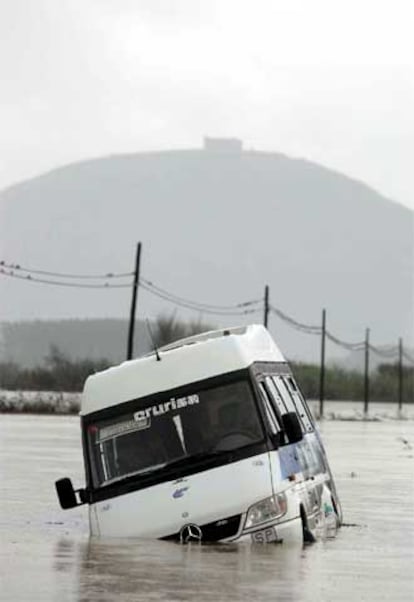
[0,390,81,414]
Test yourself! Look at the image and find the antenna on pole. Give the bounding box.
[126,242,142,360]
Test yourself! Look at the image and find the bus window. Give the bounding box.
[258,382,282,436]
[284,377,314,433]
[269,376,309,435]
[264,377,287,415]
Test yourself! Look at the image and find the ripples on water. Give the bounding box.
[1,405,413,601]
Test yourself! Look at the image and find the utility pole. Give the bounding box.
[319,308,326,419]
[398,337,403,411]
[127,242,142,360]
[364,328,370,415]
[263,285,269,328]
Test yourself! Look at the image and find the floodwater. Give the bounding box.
[1,406,413,601]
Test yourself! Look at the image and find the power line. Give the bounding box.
[1,260,262,312]
[141,277,261,312]
[0,269,132,289]
[269,304,322,335]
[0,261,133,280]
[369,344,399,359]
[0,266,262,316]
[325,330,365,351]
[1,260,412,353]
[140,281,261,316]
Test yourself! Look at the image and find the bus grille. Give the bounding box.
[162,514,242,542]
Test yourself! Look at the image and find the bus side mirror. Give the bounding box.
[282,412,303,444]
[55,477,84,509]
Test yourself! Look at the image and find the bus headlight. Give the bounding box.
[245,493,287,529]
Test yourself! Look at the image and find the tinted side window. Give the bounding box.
[284,376,314,433]
[258,383,282,435]
[267,376,309,435]
[264,377,288,415]
[271,377,297,415]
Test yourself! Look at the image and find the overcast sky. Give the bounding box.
[1,0,413,210]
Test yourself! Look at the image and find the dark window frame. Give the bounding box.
[250,361,314,434]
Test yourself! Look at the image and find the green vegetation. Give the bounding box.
[151,313,215,348]
[0,345,110,392]
[291,362,413,404]
[0,315,216,394]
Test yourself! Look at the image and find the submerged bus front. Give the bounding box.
[81,369,301,541]
[55,326,341,543]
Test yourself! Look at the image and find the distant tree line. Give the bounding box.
[0,314,215,393]
[150,313,216,347]
[0,315,412,403]
[291,362,413,404]
[0,345,110,392]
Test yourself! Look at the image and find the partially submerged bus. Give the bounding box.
[56,325,342,543]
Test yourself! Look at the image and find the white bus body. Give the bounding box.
[56,325,342,543]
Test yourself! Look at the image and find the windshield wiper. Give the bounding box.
[160,449,232,472]
[102,450,232,487]
[103,462,169,486]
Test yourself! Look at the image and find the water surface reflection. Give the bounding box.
[53,538,305,602]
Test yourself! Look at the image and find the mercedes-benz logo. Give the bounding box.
[179,523,203,544]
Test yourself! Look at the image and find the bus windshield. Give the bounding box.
[86,378,264,487]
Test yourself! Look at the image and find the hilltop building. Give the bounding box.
[203,137,243,153]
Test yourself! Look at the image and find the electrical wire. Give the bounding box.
[1,260,412,353]
[269,305,322,335]
[141,277,261,312]
[325,330,365,351]
[1,260,263,312]
[0,261,133,280]
[0,267,262,316]
[140,281,261,316]
[369,344,399,358]
[0,269,132,289]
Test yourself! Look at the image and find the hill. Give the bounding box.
[0,140,412,362]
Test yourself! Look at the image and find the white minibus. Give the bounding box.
[56,325,342,543]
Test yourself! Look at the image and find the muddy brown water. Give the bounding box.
[1,405,413,601]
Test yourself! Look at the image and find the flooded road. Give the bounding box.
[1,409,413,601]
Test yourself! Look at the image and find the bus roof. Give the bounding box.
[81,324,286,415]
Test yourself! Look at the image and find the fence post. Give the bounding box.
[319,308,326,419]
[364,328,370,415]
[398,337,403,411]
[263,285,269,328]
[127,242,142,360]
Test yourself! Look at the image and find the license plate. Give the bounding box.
[251,527,281,544]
